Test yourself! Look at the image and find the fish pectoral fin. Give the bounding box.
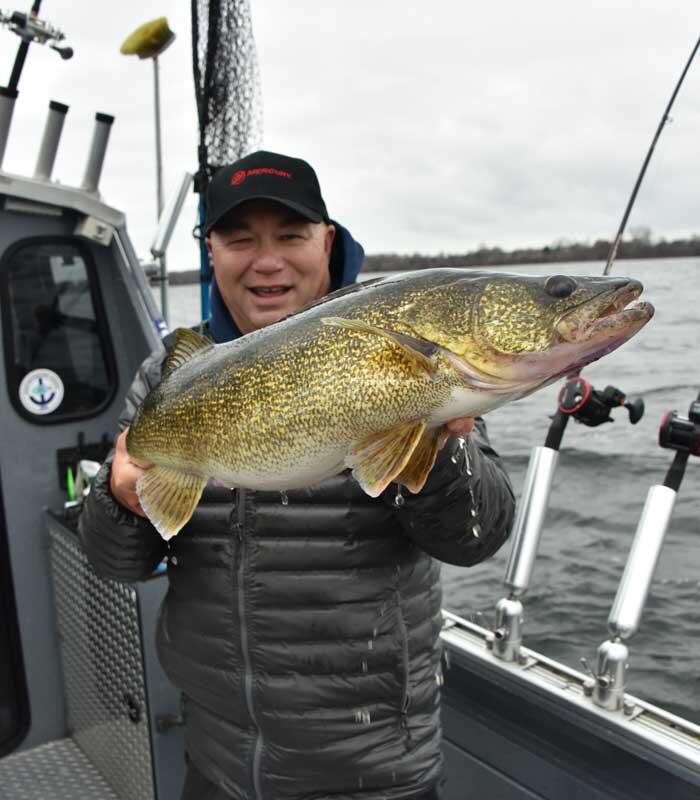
[321,317,438,378]
[136,465,208,540]
[395,425,441,494]
[348,420,427,497]
[161,328,213,379]
[441,350,524,394]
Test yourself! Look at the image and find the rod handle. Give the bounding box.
[608,484,676,639]
[503,446,559,597]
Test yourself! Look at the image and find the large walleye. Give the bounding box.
[127,269,653,539]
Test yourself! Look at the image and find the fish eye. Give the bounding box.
[545,275,577,299]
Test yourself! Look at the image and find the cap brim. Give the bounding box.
[206,195,324,232]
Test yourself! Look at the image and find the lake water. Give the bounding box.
[159,257,700,723]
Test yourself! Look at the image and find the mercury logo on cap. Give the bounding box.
[230,167,293,185]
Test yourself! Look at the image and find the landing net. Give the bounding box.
[191,0,263,186]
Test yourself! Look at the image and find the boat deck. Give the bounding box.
[0,739,118,800]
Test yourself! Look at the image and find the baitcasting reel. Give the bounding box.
[658,401,700,456]
[557,376,644,427]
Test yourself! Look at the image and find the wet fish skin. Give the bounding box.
[126,269,653,539]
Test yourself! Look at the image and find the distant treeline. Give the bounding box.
[165,236,700,284]
[363,236,700,272]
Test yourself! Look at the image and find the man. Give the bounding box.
[79,151,515,800]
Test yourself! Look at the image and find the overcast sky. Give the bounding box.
[2,1,700,269]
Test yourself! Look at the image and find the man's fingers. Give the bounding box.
[128,497,147,518]
[445,417,474,437]
[116,428,152,469]
[110,428,151,516]
[438,417,475,451]
[121,488,146,517]
[111,469,148,517]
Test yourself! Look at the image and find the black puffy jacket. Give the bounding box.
[79,332,515,800]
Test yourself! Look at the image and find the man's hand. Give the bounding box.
[109,429,152,517]
[438,417,474,450]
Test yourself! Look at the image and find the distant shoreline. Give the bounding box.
[164,236,700,285]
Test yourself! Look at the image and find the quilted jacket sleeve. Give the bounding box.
[388,418,515,566]
[78,346,168,582]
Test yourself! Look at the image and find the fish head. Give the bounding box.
[404,272,654,392]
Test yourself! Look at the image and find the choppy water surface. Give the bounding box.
[163,257,700,723]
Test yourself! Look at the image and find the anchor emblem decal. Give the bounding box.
[29,377,56,407]
[19,369,65,416]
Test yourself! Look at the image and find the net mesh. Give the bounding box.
[191,0,263,188]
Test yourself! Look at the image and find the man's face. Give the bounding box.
[206,199,336,334]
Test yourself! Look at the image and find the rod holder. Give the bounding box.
[504,446,559,597]
[488,445,558,663]
[583,639,629,711]
[584,484,676,712]
[81,112,114,193]
[34,100,68,181]
[486,597,523,662]
[0,86,18,169]
[608,484,676,639]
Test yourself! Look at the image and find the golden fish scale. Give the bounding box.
[479,283,566,354]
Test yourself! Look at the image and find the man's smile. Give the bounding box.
[248,285,292,299]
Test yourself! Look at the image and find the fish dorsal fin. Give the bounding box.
[284,277,387,319]
[395,426,442,494]
[136,465,208,540]
[348,419,427,497]
[321,317,438,377]
[162,328,213,379]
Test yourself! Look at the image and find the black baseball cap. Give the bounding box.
[205,150,330,232]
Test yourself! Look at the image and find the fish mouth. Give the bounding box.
[554,280,654,344]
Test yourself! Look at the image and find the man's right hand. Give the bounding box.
[109,429,152,518]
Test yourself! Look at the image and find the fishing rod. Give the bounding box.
[488,34,700,673]
[604,33,700,275]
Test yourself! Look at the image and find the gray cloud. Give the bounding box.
[1,0,699,267]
